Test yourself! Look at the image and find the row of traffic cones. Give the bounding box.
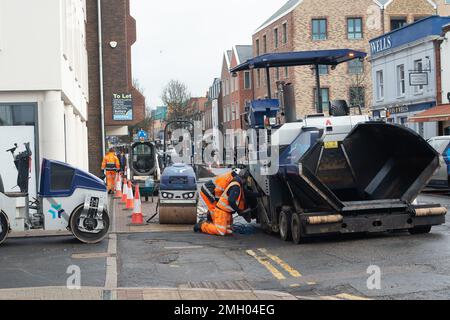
[113,173,144,225]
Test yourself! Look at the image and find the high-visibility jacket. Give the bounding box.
[101,152,120,171]
[214,172,235,197]
[201,181,243,236]
[200,171,236,212]
[216,181,243,213]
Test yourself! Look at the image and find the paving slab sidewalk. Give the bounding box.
[0,287,298,301]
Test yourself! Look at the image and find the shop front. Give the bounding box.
[373,102,438,139]
[409,104,450,136]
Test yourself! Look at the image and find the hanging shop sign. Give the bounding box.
[409,72,429,86]
[112,93,133,121]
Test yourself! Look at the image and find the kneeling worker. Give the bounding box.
[199,169,240,214]
[195,176,252,236]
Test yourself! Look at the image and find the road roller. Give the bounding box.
[158,163,198,224]
[230,49,447,244]
[0,143,110,245]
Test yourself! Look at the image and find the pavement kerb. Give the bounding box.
[0,286,299,300]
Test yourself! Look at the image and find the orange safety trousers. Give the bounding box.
[200,207,232,236]
[106,171,117,192]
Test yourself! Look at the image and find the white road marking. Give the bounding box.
[105,234,118,290]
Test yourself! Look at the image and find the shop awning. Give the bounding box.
[409,104,450,123]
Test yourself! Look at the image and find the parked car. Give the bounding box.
[427,136,450,188]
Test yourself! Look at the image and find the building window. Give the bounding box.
[314,88,330,112]
[312,19,327,40]
[244,71,251,90]
[263,35,267,53]
[414,59,424,94]
[418,123,425,137]
[398,117,408,125]
[276,67,280,80]
[349,87,365,109]
[391,17,407,31]
[0,104,36,126]
[397,64,406,97]
[376,70,384,100]
[257,69,261,88]
[314,65,328,76]
[284,67,289,78]
[347,18,363,39]
[274,28,279,49]
[348,59,364,75]
[282,23,288,44]
[255,39,260,56]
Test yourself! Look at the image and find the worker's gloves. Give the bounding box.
[193,220,206,233]
[239,209,254,223]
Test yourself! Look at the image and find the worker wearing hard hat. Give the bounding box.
[101,148,121,194]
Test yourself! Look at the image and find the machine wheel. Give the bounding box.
[291,213,304,245]
[0,211,9,245]
[408,226,432,235]
[70,205,110,244]
[279,210,292,242]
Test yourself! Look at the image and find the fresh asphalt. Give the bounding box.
[1,171,450,298]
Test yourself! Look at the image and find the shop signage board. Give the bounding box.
[113,93,133,121]
[409,72,428,86]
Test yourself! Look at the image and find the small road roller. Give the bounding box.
[0,143,110,245]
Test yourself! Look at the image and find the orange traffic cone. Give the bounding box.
[121,178,128,204]
[125,180,134,211]
[114,173,123,199]
[131,184,144,225]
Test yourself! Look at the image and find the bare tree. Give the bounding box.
[131,78,152,134]
[161,80,191,121]
[348,61,368,114]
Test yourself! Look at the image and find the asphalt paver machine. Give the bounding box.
[230,49,447,244]
[0,143,110,245]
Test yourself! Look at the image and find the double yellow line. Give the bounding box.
[246,248,302,280]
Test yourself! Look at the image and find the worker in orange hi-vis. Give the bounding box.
[101,148,121,194]
[196,176,255,237]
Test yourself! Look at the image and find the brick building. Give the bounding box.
[185,97,208,125]
[220,45,254,130]
[86,0,145,175]
[252,0,448,118]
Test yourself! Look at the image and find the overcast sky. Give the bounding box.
[131,0,288,108]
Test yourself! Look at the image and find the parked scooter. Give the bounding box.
[0,143,110,245]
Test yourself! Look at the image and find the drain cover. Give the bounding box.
[181,280,253,290]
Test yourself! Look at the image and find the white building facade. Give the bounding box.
[209,78,222,151]
[0,0,89,198]
[370,16,450,140]
[442,24,450,105]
